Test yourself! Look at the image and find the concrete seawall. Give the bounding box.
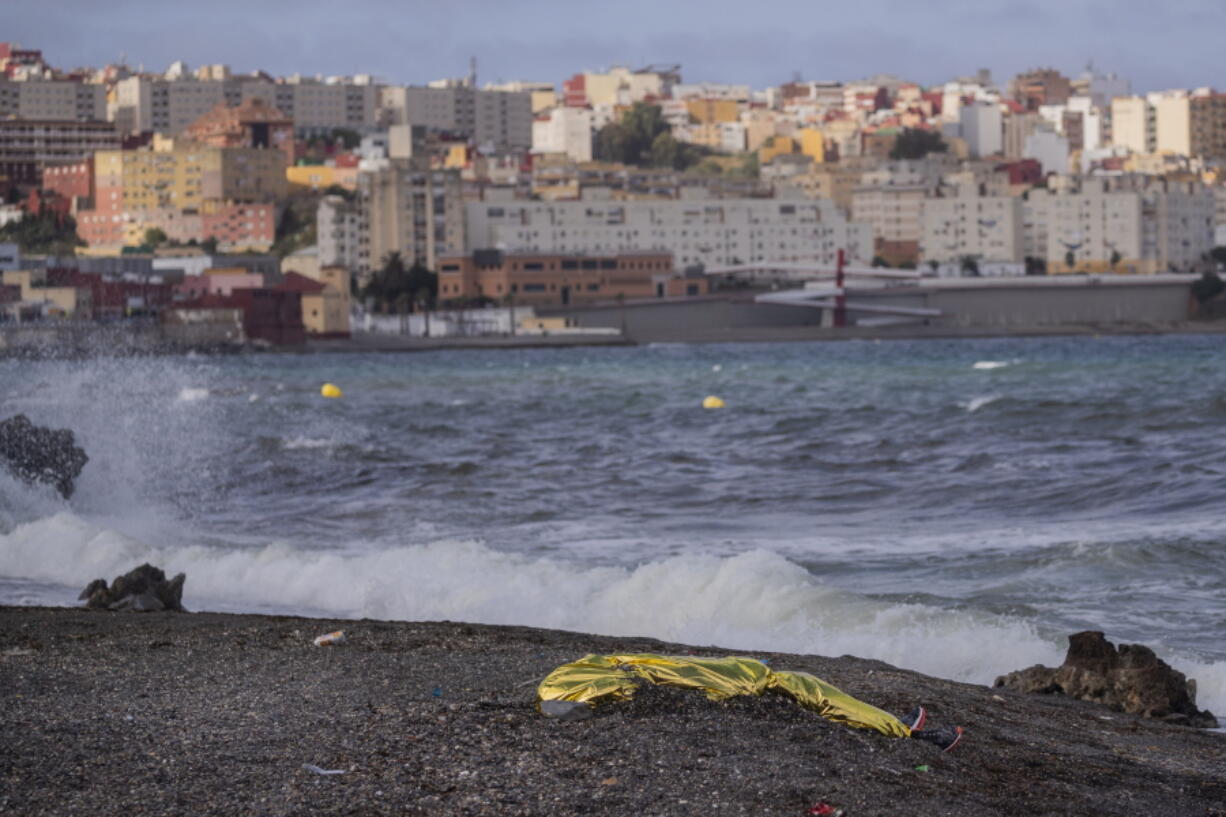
[543,276,1212,343]
[0,321,243,358]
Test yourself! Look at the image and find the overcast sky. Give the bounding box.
[8,0,1223,94]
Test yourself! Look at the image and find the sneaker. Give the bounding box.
[912,725,964,752]
[899,705,927,731]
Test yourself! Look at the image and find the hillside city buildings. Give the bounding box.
[2,39,1226,343]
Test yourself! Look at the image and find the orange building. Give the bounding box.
[437,250,706,306]
[184,98,295,165]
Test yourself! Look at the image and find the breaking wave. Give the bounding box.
[2,511,1223,716]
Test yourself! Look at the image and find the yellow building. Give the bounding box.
[798,128,827,163]
[531,89,558,114]
[286,164,359,191]
[280,251,352,336]
[686,98,740,124]
[758,135,798,164]
[94,143,287,211]
[1,270,92,318]
[443,144,469,169]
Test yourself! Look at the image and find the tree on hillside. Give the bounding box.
[0,210,85,255]
[593,102,711,170]
[889,128,948,160]
[144,227,168,249]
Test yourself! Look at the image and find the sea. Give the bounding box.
[2,335,1225,715]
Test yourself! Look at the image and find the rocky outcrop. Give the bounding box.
[79,564,187,612]
[994,630,1218,728]
[0,414,89,499]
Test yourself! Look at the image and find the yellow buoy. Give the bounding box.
[702,395,725,410]
[320,383,343,399]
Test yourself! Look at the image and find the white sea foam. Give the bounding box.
[282,436,336,450]
[973,361,1012,370]
[963,394,1002,413]
[176,387,209,402]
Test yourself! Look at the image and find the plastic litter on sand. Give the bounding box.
[312,630,346,646]
[302,764,345,776]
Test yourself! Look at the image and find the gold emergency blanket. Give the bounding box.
[537,653,910,738]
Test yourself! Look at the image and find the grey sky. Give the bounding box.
[7,0,1223,93]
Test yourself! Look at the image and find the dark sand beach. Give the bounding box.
[2,606,1223,816]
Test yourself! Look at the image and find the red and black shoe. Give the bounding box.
[899,705,927,731]
[912,725,964,752]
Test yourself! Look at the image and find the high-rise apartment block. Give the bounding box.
[378,83,532,152]
[960,101,1003,158]
[76,142,285,251]
[920,189,1024,263]
[317,161,466,280]
[112,75,378,134]
[0,77,106,121]
[1008,68,1072,111]
[0,118,119,186]
[1026,177,1215,274]
[465,197,873,270]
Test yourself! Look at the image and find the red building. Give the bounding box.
[562,74,588,107]
[997,159,1043,186]
[41,158,93,208]
[179,289,305,345]
[45,268,176,319]
[24,188,72,223]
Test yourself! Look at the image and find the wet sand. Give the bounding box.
[2,606,1223,816]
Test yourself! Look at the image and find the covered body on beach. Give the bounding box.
[537,653,911,737]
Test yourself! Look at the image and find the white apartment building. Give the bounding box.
[318,194,363,271]
[1150,91,1191,156]
[381,85,532,152]
[1025,177,1215,273]
[1214,185,1226,247]
[1024,126,1070,176]
[672,83,752,102]
[532,107,593,162]
[0,78,106,121]
[112,75,378,134]
[317,162,465,281]
[920,191,1024,263]
[851,185,928,243]
[1067,97,1103,150]
[465,197,873,270]
[941,81,997,125]
[959,101,1003,158]
[1111,96,1155,155]
[578,67,668,107]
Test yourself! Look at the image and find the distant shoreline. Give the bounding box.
[4,320,1225,360]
